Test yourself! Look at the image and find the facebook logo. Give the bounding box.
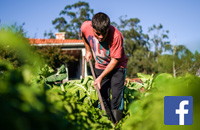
[164,96,193,125]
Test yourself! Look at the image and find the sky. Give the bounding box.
[0,0,200,53]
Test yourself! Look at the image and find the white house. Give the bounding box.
[29,32,88,80]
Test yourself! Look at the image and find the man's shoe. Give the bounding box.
[111,110,123,123]
[106,109,116,123]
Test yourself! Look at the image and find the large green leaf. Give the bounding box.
[46,74,67,82]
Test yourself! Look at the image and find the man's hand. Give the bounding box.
[94,76,102,90]
[85,51,92,62]
[93,58,118,90]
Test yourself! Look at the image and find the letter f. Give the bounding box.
[175,100,189,125]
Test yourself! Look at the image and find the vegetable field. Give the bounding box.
[1,31,200,130]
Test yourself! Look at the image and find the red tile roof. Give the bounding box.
[29,38,83,44]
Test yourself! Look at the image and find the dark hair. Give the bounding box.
[92,12,110,33]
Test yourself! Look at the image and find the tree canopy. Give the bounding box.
[46,1,93,39]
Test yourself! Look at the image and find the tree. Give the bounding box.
[176,46,200,76]
[118,16,150,56]
[148,24,170,57]
[0,23,28,68]
[115,16,153,77]
[46,1,94,39]
[33,46,77,70]
[0,22,27,38]
[158,44,200,77]
[44,30,55,39]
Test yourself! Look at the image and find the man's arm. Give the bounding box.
[94,34,123,89]
[94,58,118,89]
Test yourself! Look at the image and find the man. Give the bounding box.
[81,12,128,123]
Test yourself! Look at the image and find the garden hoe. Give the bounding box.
[88,59,107,115]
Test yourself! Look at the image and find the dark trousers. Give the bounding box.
[95,68,126,110]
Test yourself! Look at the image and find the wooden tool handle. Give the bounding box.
[89,59,107,115]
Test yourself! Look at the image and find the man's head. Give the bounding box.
[92,12,110,42]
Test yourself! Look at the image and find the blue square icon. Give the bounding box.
[164,96,193,125]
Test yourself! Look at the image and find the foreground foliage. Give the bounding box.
[1,31,200,130]
[122,73,200,130]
